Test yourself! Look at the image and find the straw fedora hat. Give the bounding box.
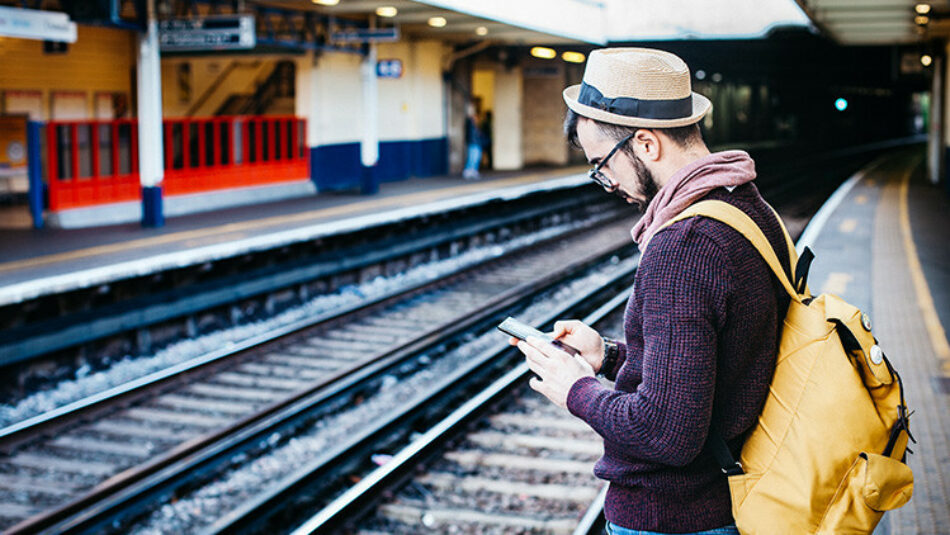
[563,48,712,128]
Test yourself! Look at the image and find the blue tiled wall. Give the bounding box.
[310,137,448,191]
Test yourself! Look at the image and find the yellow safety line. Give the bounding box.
[898,160,950,371]
[0,170,571,274]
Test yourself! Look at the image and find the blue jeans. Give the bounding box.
[606,521,739,535]
[464,143,482,173]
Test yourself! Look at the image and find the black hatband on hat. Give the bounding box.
[578,82,692,120]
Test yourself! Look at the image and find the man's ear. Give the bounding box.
[632,129,661,162]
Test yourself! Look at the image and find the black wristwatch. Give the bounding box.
[601,339,620,378]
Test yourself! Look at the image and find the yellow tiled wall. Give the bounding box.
[0,25,136,120]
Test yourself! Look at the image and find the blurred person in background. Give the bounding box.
[463,100,484,179]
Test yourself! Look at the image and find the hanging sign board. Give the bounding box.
[159,15,256,52]
[0,5,77,43]
[331,27,399,43]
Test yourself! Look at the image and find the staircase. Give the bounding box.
[214,60,296,116]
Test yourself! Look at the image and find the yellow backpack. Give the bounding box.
[664,200,915,535]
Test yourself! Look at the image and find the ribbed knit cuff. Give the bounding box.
[566,375,604,419]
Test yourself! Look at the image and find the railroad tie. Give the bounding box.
[416,472,601,502]
[443,451,594,474]
[377,504,577,534]
[487,412,594,434]
[465,431,602,457]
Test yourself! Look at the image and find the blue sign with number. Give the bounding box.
[377,59,403,79]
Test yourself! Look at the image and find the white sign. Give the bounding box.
[332,27,399,43]
[159,15,255,51]
[376,59,403,79]
[0,5,77,43]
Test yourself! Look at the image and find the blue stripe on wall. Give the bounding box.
[310,137,447,191]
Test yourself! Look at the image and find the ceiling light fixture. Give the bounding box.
[530,47,557,59]
[561,51,586,63]
[915,4,931,15]
[375,6,398,17]
[475,26,488,36]
[312,0,339,5]
[428,16,447,27]
[921,54,933,66]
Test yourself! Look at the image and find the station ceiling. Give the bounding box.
[265,0,594,44]
[796,0,946,45]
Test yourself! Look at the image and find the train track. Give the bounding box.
[0,184,610,400]
[263,290,630,535]
[0,211,638,533]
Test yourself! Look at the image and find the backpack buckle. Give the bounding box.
[723,461,744,476]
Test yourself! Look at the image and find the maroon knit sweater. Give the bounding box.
[566,183,791,533]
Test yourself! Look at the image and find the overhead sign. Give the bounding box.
[159,15,256,52]
[376,59,403,79]
[0,5,77,43]
[331,27,399,43]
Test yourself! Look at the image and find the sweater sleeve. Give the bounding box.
[566,223,731,467]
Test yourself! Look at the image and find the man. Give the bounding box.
[512,48,792,534]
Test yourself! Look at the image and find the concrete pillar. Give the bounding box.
[935,43,949,190]
[296,51,319,183]
[360,32,380,194]
[137,0,165,227]
[493,65,523,170]
[929,48,945,186]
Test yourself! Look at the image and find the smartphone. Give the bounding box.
[497,316,579,356]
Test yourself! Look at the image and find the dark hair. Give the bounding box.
[564,108,702,157]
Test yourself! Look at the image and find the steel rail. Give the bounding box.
[286,287,633,535]
[16,226,637,535]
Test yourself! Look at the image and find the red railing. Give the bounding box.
[46,119,140,211]
[45,116,308,210]
[163,116,308,196]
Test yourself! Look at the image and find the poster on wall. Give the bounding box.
[0,115,28,193]
[95,92,131,120]
[3,90,43,120]
[51,91,88,120]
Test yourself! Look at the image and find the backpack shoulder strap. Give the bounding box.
[661,200,802,302]
[765,202,798,272]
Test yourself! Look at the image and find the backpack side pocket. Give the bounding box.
[816,452,913,534]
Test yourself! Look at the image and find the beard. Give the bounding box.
[615,152,658,211]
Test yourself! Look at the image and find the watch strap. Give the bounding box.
[601,339,620,379]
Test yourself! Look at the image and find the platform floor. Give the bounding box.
[805,147,949,534]
[0,166,586,304]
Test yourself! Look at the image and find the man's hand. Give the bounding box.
[551,320,605,374]
[517,336,595,409]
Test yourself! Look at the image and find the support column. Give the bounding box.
[493,65,523,170]
[26,121,44,229]
[360,28,380,195]
[296,51,319,186]
[137,0,165,227]
[940,42,950,195]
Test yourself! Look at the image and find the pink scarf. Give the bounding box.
[631,150,757,249]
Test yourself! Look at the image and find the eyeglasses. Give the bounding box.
[588,132,635,192]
